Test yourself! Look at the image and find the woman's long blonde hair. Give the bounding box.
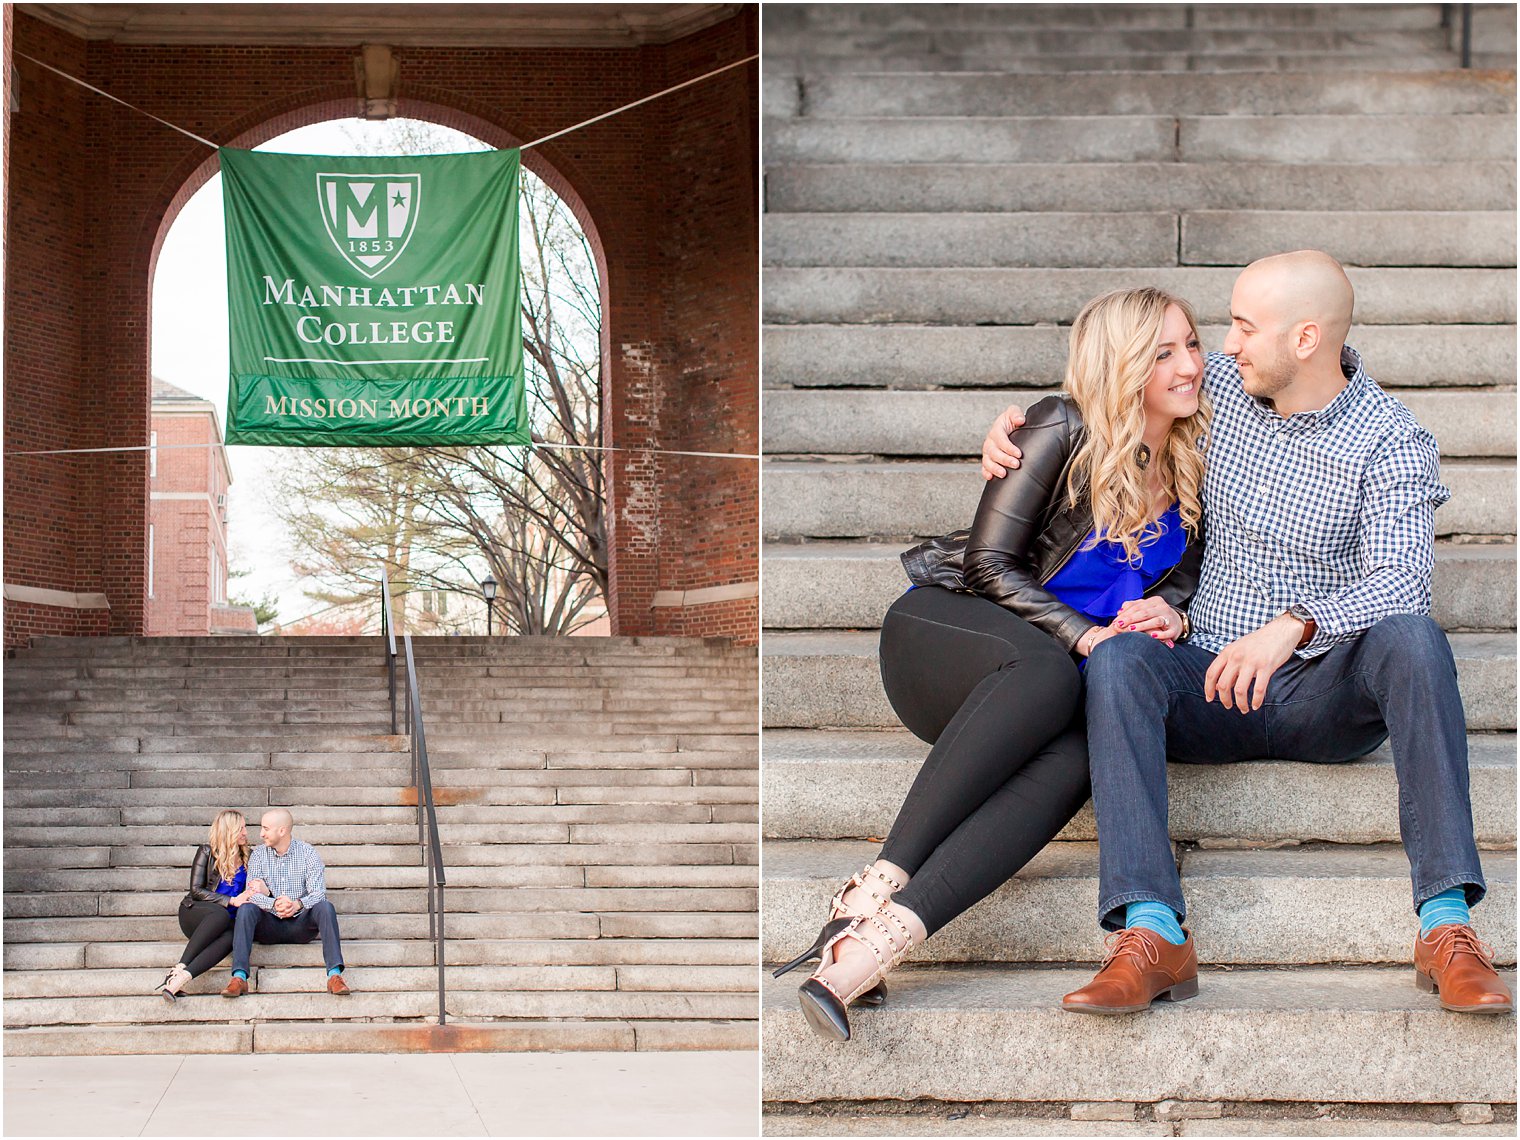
[208,810,251,885]
[1063,287,1210,562]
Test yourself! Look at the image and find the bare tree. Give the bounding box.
[273,121,605,635]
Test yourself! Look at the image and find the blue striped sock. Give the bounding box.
[328,966,343,977]
[1418,887,1471,936]
[232,970,248,981]
[1126,901,1186,945]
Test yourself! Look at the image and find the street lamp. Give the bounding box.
[481,576,497,637]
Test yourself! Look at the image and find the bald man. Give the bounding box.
[223,809,350,997]
[980,251,1508,1016]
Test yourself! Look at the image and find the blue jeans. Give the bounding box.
[232,899,344,974]
[1084,614,1486,931]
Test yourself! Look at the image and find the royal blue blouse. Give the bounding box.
[217,865,248,910]
[1045,501,1187,626]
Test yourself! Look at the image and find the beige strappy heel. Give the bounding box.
[772,864,904,1008]
[797,905,918,1041]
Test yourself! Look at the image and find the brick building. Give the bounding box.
[3,3,758,648]
[146,377,256,636]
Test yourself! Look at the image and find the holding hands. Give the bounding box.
[273,895,302,918]
[1112,597,1183,644]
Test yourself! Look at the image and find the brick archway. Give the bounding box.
[4,6,757,647]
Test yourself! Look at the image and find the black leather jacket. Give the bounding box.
[184,843,237,908]
[901,394,1204,653]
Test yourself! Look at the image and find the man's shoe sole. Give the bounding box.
[1062,975,1200,1015]
[1416,968,1514,1014]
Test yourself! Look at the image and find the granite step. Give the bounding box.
[761,631,1517,732]
[763,324,1516,389]
[761,729,1517,847]
[5,936,758,972]
[764,212,1516,269]
[762,267,1516,326]
[761,461,1515,541]
[765,27,1461,57]
[3,1018,752,1056]
[796,71,1516,119]
[761,965,1516,1104]
[763,118,1515,167]
[761,541,1517,634]
[768,52,1506,76]
[3,987,756,1028]
[763,389,1517,459]
[765,5,1463,33]
[767,160,1516,214]
[762,839,1516,965]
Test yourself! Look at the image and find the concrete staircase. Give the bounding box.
[761,3,1517,1129]
[3,635,758,1055]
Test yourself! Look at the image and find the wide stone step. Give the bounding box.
[4,988,756,1029]
[762,729,1517,847]
[766,5,1460,33]
[761,631,1517,732]
[770,52,1504,76]
[761,965,1517,1105]
[9,839,749,870]
[761,461,1515,541]
[763,267,1517,326]
[765,212,1515,269]
[6,936,757,972]
[763,324,1516,389]
[767,160,1515,215]
[4,884,757,920]
[763,840,1516,965]
[0,801,749,828]
[4,909,757,945]
[4,1017,752,1056]
[2,820,758,848]
[3,780,758,809]
[798,71,1516,118]
[764,389,1517,459]
[764,117,1515,167]
[2,961,757,999]
[761,541,1517,634]
[768,27,1460,57]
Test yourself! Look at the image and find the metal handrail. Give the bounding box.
[403,633,448,1025]
[378,570,447,1024]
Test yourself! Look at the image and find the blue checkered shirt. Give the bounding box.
[1187,346,1450,659]
[246,838,327,912]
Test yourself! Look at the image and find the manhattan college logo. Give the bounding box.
[317,173,421,278]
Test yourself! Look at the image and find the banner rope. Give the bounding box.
[15,50,757,154]
[520,54,757,150]
[16,53,221,149]
[7,441,758,461]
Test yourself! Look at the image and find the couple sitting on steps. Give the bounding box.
[778,250,1512,1041]
[157,808,350,1001]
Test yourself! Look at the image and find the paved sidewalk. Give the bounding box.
[4,1051,759,1137]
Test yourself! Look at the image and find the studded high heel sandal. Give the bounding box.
[771,863,904,1006]
[155,963,191,1003]
[797,906,918,1042]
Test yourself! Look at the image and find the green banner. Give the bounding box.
[221,146,526,446]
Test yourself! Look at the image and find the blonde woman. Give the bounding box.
[157,810,264,1001]
[775,288,1212,1041]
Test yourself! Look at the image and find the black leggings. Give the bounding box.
[877,586,1091,936]
[178,899,234,979]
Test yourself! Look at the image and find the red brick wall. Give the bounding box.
[147,409,231,636]
[3,9,759,648]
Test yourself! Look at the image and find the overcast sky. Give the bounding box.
[151,119,488,627]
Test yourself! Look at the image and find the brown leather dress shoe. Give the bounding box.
[221,976,248,999]
[1062,927,1199,1015]
[1414,924,1513,1014]
[327,973,351,996]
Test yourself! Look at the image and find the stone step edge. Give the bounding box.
[3,1019,757,1055]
